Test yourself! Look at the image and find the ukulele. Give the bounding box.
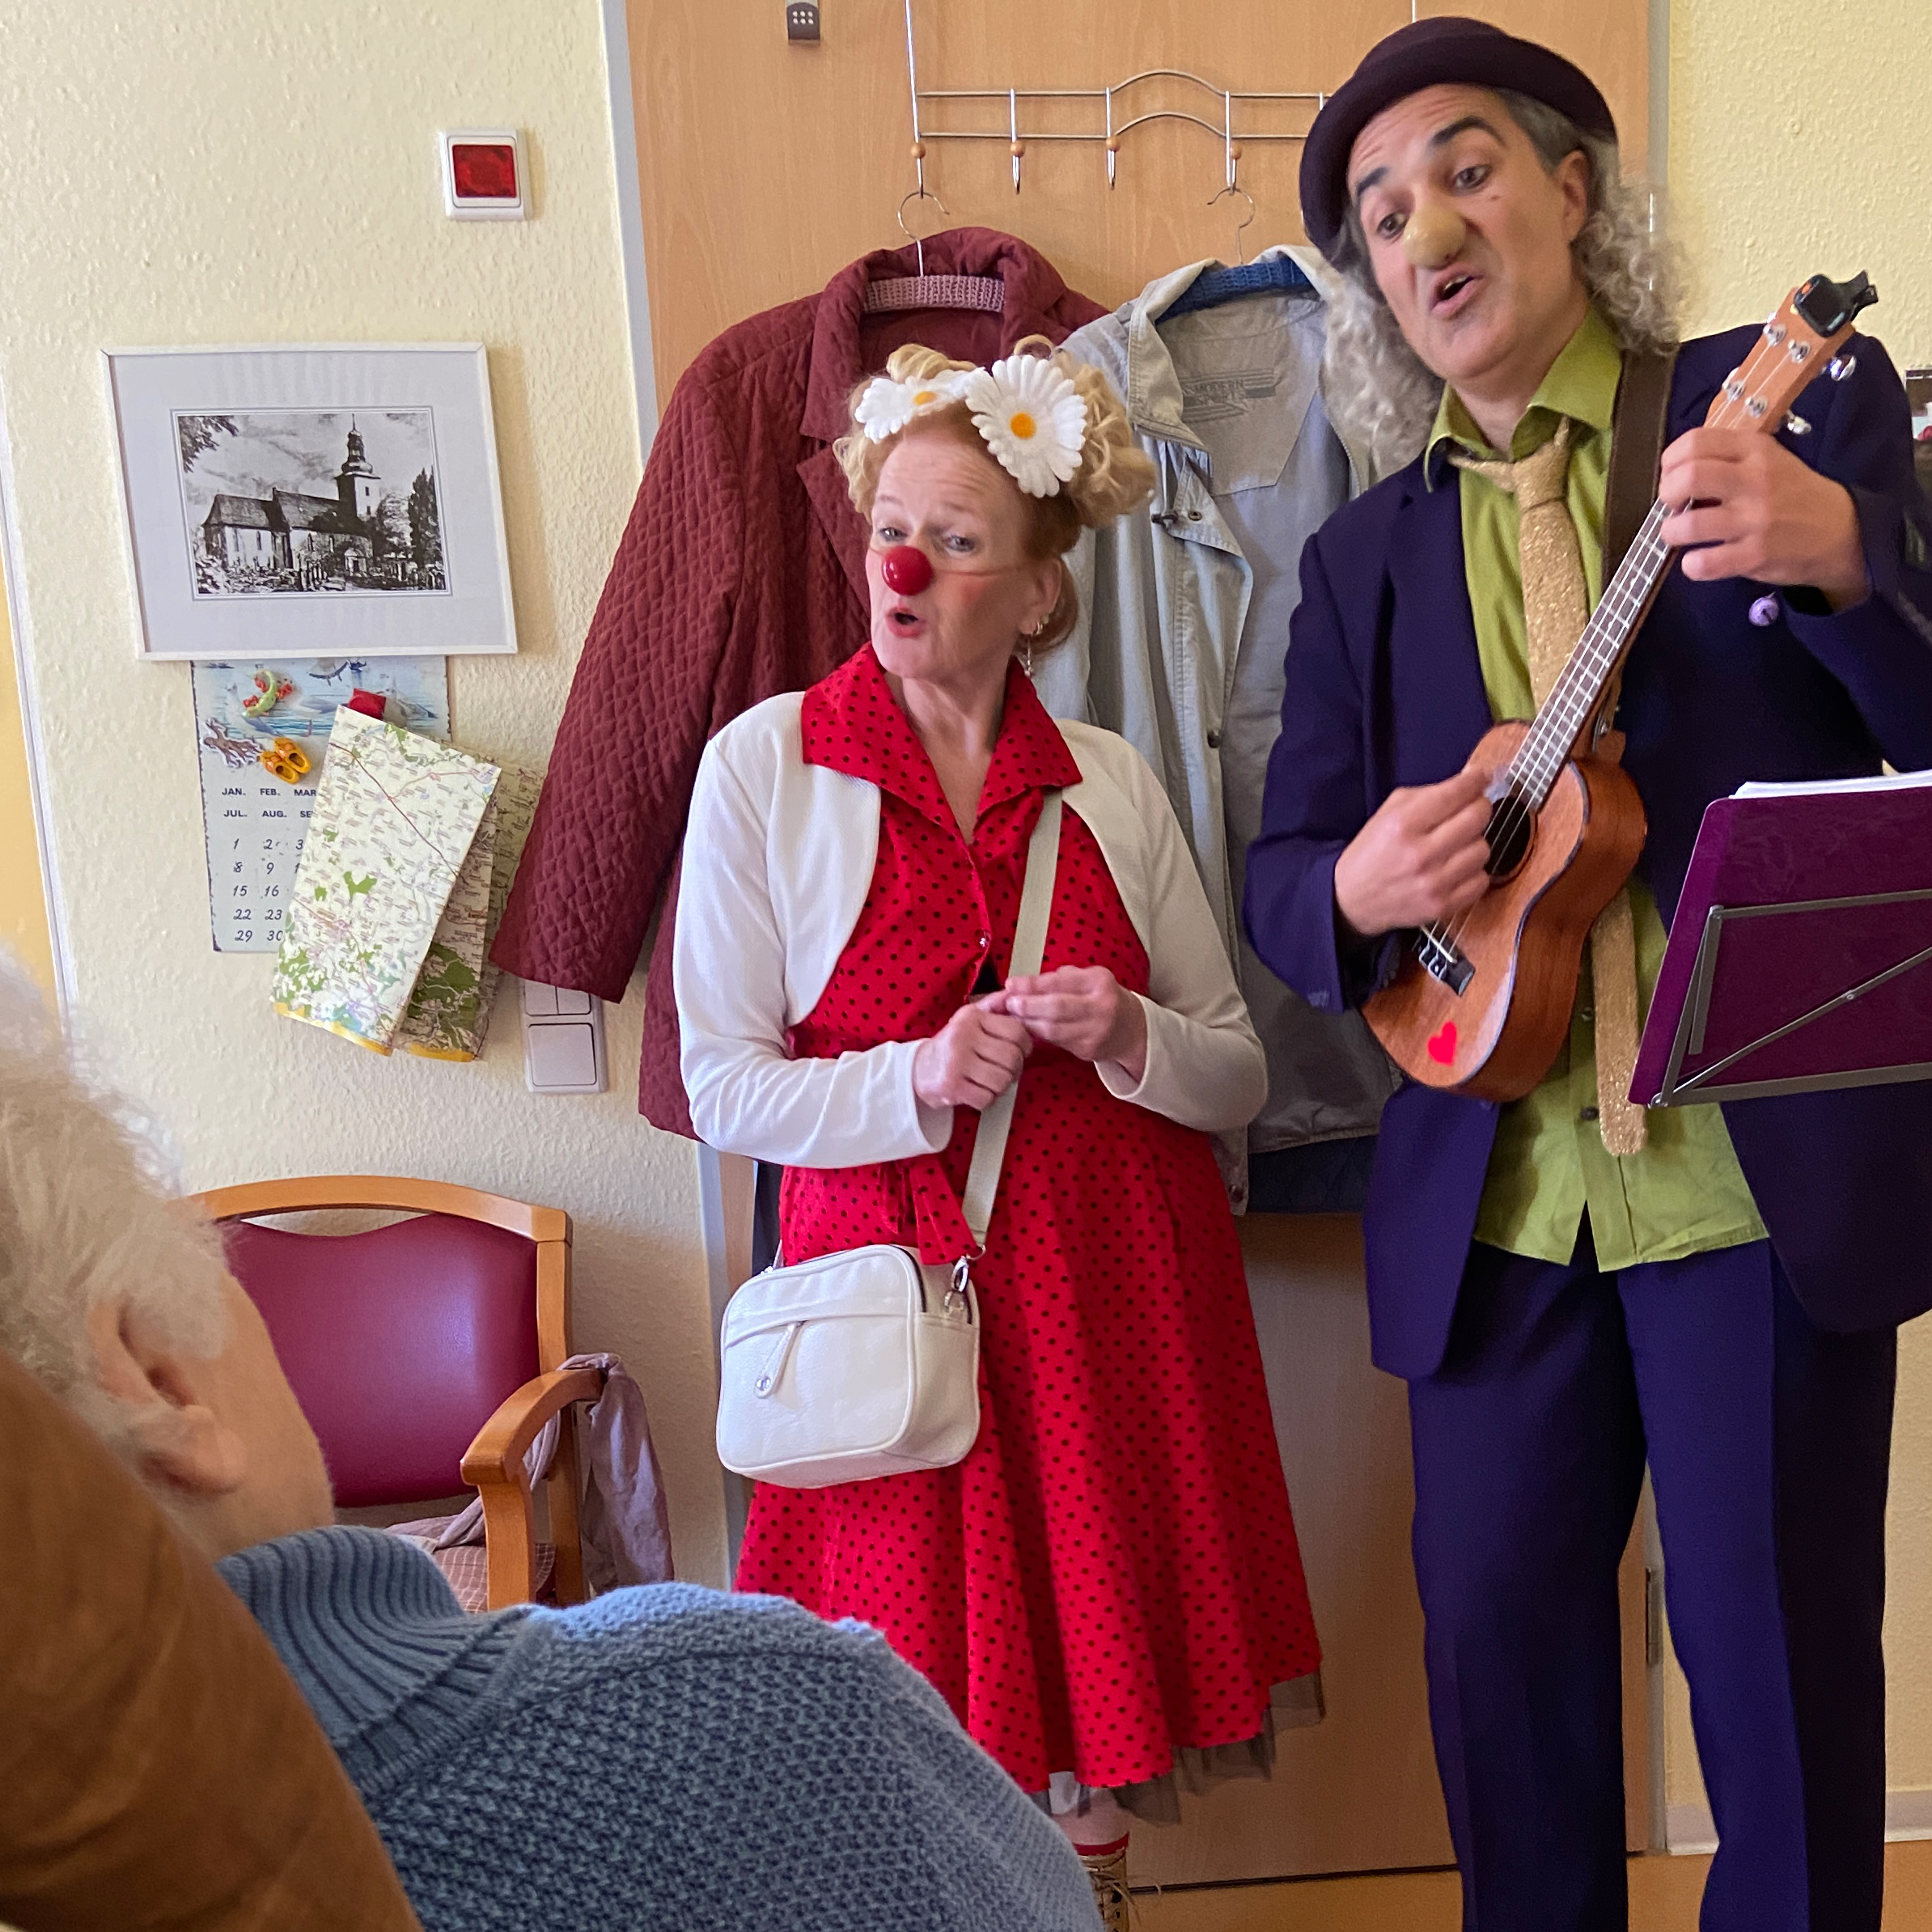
[1363,269,1879,1099]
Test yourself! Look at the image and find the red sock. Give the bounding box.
[1073,1832,1129,1858]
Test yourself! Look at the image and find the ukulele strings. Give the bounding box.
[1430,502,1672,960]
[1407,345,1774,981]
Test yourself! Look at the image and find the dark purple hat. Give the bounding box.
[1299,17,1616,258]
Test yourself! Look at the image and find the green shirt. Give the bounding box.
[1425,306,1766,1269]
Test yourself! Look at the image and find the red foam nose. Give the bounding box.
[881,544,934,595]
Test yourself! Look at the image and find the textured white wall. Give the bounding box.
[1664,0,1932,1816]
[0,3,727,1583]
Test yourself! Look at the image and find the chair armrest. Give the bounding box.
[460,1366,604,1609]
[461,1366,604,1487]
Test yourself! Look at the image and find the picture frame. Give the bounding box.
[104,342,516,659]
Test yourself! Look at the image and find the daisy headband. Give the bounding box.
[856,354,1088,499]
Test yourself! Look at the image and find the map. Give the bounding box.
[193,655,450,953]
[271,708,499,1053]
[392,761,542,1061]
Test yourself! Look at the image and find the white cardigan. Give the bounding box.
[674,692,1268,1169]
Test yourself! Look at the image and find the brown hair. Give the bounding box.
[836,337,1155,652]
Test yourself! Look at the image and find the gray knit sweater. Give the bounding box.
[218,1527,1099,1932]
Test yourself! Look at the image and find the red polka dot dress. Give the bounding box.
[735,644,1320,1801]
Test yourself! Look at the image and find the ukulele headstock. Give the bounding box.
[1706,270,1878,435]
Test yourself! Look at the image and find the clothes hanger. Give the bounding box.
[1162,107,1316,320]
[861,180,1007,316]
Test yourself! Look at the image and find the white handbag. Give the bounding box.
[715,792,1062,1489]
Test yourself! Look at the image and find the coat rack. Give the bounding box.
[898,0,1416,198]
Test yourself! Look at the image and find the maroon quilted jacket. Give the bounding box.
[494,229,1105,1136]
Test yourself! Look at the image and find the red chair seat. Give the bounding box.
[223,1214,540,1506]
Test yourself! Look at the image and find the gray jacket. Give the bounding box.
[1037,248,1400,1167]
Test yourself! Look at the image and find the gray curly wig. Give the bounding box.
[1324,90,1684,481]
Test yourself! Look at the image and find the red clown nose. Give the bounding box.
[880,544,934,595]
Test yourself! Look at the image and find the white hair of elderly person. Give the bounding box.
[0,966,1104,1932]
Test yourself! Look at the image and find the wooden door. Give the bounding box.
[0,535,55,994]
[624,0,1651,1883]
[1132,1215,1452,1884]
[625,0,1646,399]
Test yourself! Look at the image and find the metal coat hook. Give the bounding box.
[1205,95,1254,264]
[899,0,1324,199]
[1207,183,1257,265]
[896,184,949,277]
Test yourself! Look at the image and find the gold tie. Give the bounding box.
[1452,419,1648,1157]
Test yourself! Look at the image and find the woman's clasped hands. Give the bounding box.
[912,967,1149,1113]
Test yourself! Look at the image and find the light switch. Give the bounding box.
[529,1022,598,1089]
[517,979,608,1094]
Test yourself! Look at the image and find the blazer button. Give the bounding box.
[1205,729,1222,749]
[1580,1105,1600,1122]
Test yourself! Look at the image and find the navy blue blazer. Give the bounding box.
[1244,326,1932,1379]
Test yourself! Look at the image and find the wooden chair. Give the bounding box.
[193,1176,602,1612]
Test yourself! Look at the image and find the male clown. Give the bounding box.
[1247,19,1932,1932]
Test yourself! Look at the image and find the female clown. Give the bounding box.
[674,340,1318,1924]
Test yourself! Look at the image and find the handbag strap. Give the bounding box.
[956,790,1062,1250]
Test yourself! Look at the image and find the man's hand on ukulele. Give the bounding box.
[1659,427,1869,611]
[1333,765,1494,941]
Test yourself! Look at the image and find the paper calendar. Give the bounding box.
[192,657,450,952]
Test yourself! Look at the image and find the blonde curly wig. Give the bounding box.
[837,337,1155,651]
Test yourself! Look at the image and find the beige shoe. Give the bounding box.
[1078,1845,1132,1931]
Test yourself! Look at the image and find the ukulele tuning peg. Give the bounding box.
[1828,353,1858,383]
[1784,412,1812,437]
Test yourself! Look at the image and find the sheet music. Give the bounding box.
[1734,768,1932,799]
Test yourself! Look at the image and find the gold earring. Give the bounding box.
[1023,615,1049,678]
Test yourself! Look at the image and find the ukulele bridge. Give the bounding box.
[1414,927,1474,995]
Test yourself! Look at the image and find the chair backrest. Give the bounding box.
[197,1178,570,1510]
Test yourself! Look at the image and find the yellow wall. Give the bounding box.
[1663,0,1932,1822]
[0,3,727,1585]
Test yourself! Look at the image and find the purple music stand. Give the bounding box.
[1633,775,1932,1106]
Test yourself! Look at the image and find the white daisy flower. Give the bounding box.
[855,371,967,442]
[964,355,1087,497]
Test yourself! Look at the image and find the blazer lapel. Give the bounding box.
[799,445,871,607]
[1385,467,1493,783]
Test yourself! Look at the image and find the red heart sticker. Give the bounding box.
[1426,1020,1458,1066]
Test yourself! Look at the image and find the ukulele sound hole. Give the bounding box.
[1483,783,1533,880]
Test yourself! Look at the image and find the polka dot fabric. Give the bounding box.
[734,646,1320,1799]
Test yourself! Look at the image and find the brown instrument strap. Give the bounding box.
[1595,345,1680,746]
[1605,347,1678,576]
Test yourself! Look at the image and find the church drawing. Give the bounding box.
[201,422,384,585]
[188,413,443,595]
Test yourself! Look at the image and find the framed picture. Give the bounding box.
[1909,368,1932,504]
[104,343,516,659]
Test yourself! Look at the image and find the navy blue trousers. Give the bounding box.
[1409,1233,1896,1932]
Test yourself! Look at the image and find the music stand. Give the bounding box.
[1633,774,1932,1107]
